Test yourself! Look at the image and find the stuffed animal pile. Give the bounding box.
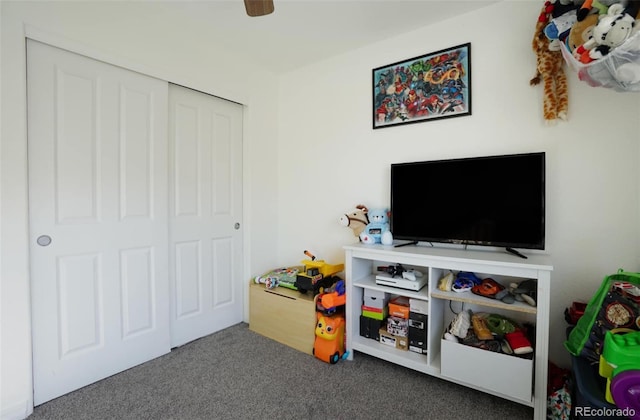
[535,0,640,95]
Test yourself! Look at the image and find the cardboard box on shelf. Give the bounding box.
[409,298,429,315]
[409,312,428,354]
[388,296,410,319]
[387,316,408,337]
[360,315,384,340]
[361,305,388,321]
[363,288,389,309]
[379,327,408,351]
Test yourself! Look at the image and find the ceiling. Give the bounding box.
[155,0,499,72]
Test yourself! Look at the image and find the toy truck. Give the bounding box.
[295,259,344,295]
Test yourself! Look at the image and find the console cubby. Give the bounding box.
[344,243,552,420]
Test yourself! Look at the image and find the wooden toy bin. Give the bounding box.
[249,283,316,355]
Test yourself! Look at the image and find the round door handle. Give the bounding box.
[234,223,240,230]
[37,235,52,247]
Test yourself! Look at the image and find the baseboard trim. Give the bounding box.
[1,398,32,420]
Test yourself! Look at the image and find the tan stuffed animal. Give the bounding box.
[568,14,599,53]
[339,205,369,238]
[530,5,569,124]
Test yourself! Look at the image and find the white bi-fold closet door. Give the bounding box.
[27,40,243,405]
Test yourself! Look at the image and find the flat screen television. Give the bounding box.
[390,152,545,251]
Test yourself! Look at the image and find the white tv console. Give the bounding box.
[344,243,553,420]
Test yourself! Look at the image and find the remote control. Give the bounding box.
[402,270,423,281]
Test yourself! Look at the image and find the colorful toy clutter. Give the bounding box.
[313,313,346,364]
[319,280,346,315]
[538,0,640,92]
[573,2,640,64]
[599,329,640,418]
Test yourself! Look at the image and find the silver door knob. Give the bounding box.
[37,235,52,246]
[234,223,240,230]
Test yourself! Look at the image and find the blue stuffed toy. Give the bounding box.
[359,208,393,245]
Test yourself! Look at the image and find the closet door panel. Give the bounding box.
[28,40,170,405]
[169,85,243,348]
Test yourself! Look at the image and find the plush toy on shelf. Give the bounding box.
[339,205,369,239]
[531,2,569,123]
[359,208,393,245]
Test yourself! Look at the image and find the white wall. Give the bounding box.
[275,1,640,368]
[1,2,279,418]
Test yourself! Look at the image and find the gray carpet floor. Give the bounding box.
[29,323,534,420]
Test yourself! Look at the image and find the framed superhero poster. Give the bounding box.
[372,43,471,129]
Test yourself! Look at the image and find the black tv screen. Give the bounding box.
[390,152,545,250]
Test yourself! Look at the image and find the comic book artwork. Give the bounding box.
[372,43,471,129]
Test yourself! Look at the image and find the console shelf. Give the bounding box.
[430,289,538,314]
[353,275,429,301]
[344,243,552,420]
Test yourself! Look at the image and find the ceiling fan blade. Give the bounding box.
[244,0,274,17]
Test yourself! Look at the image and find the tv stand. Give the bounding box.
[506,247,528,259]
[344,243,552,420]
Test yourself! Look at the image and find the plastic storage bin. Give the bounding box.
[571,353,627,419]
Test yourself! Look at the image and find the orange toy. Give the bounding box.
[320,292,346,313]
[319,279,346,314]
[313,313,346,364]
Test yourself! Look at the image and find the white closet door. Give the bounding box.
[168,85,243,348]
[28,40,170,405]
